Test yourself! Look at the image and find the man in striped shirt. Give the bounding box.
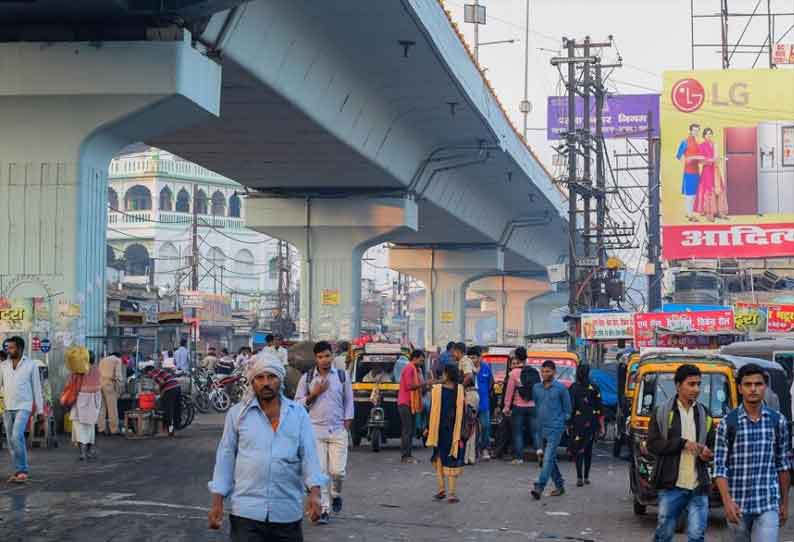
[144,365,181,437]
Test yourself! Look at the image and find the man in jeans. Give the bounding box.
[715,363,790,541]
[502,347,538,465]
[647,364,715,542]
[397,349,429,463]
[0,336,44,484]
[295,341,354,524]
[472,346,494,461]
[531,360,571,500]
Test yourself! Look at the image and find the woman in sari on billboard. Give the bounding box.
[693,128,729,221]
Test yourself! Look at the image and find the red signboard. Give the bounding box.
[767,305,794,332]
[634,310,734,348]
[663,223,794,260]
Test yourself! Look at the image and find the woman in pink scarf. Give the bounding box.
[71,350,102,461]
[693,128,729,221]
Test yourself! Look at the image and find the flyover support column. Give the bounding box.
[525,290,569,337]
[247,197,417,341]
[0,40,220,389]
[469,276,551,344]
[389,247,503,349]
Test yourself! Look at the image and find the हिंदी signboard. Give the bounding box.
[661,69,794,260]
[547,93,660,140]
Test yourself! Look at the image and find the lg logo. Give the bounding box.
[671,78,705,113]
[671,78,750,113]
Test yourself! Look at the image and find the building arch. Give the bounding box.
[229,194,241,218]
[158,242,180,276]
[124,185,152,211]
[211,190,226,216]
[195,188,208,215]
[175,188,190,213]
[108,187,119,210]
[159,186,173,211]
[124,243,150,276]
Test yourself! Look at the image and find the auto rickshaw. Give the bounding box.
[628,352,788,520]
[350,343,413,452]
[524,350,579,388]
[721,338,794,382]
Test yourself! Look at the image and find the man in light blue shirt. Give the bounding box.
[208,354,325,541]
[0,336,44,483]
[531,359,572,500]
[174,338,190,373]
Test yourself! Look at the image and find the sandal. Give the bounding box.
[433,491,447,501]
[447,496,460,504]
[9,473,28,484]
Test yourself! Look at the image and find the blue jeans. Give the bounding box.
[728,509,779,542]
[510,406,537,460]
[3,410,31,475]
[535,428,564,491]
[653,488,708,542]
[478,409,491,451]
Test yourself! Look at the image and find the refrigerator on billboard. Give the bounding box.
[758,121,794,214]
[724,126,758,215]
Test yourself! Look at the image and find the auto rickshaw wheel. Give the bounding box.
[633,499,646,515]
[370,429,381,452]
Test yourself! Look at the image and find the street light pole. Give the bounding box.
[473,0,480,62]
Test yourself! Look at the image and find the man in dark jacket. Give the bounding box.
[647,364,715,542]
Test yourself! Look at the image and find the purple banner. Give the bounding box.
[547,93,660,140]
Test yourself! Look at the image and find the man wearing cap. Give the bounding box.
[208,354,325,542]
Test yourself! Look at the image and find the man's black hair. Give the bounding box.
[452,342,466,354]
[313,341,333,355]
[514,347,527,361]
[410,349,425,360]
[265,334,274,343]
[467,345,482,357]
[737,363,766,385]
[180,338,188,347]
[446,341,455,351]
[541,359,556,370]
[444,363,461,384]
[674,363,701,384]
[7,336,24,352]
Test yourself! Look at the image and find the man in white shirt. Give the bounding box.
[174,338,190,373]
[0,336,44,483]
[263,334,289,368]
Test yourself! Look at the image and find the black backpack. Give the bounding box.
[517,365,540,401]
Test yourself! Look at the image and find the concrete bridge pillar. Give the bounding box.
[388,247,503,349]
[469,276,551,345]
[246,196,417,341]
[525,290,569,338]
[0,40,220,387]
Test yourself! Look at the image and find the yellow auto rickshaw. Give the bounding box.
[350,343,413,452]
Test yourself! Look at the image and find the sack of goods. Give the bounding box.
[64,345,90,374]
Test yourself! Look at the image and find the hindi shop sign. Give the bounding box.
[547,94,660,140]
[581,312,634,340]
[767,304,794,332]
[663,224,794,260]
[634,310,734,348]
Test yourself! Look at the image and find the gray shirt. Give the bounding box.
[294,368,354,435]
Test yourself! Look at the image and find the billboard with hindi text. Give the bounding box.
[662,70,794,259]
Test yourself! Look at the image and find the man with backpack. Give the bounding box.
[646,364,715,542]
[295,341,354,525]
[502,347,541,465]
[714,363,790,541]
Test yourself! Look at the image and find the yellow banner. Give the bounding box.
[321,289,340,306]
[662,70,794,259]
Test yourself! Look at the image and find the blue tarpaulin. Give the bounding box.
[591,367,618,408]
